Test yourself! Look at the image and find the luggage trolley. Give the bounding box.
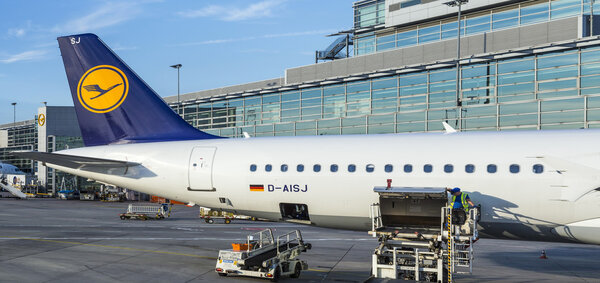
[119,203,171,220]
[369,186,479,282]
[215,228,311,281]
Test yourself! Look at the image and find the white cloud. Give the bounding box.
[112,44,138,51]
[171,29,336,47]
[0,50,48,64]
[8,28,26,37]
[178,0,284,21]
[51,2,141,33]
[7,21,33,38]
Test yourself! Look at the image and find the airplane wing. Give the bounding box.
[11,151,140,171]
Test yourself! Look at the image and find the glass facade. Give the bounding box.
[354,0,600,56]
[173,46,600,137]
[0,123,37,173]
[354,0,386,29]
[45,135,90,192]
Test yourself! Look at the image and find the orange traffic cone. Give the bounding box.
[539,250,548,259]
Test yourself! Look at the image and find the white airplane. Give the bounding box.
[0,162,22,175]
[14,33,600,245]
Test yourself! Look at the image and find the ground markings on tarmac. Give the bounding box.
[3,237,216,259]
[1,236,330,273]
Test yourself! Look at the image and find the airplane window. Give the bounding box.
[330,164,338,172]
[313,164,321,172]
[384,164,393,173]
[348,164,356,172]
[509,164,520,173]
[281,164,288,172]
[424,164,432,173]
[265,164,272,172]
[533,164,544,174]
[465,164,475,173]
[487,164,497,173]
[444,164,453,173]
[404,164,413,173]
[366,164,375,173]
[250,164,257,172]
[297,164,304,172]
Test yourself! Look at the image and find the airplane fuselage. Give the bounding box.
[49,130,600,245]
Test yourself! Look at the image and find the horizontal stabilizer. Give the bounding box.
[12,151,139,171]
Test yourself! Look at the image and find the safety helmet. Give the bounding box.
[451,187,461,194]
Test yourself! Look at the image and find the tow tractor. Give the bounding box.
[369,184,480,282]
[119,203,171,220]
[215,229,311,281]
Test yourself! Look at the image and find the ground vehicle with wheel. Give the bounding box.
[119,203,170,220]
[199,207,234,224]
[215,229,310,281]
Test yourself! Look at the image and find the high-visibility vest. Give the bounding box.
[452,192,469,212]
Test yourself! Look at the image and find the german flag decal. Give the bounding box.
[249,184,264,192]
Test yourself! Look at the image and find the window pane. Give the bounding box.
[509,164,520,173]
[297,164,304,172]
[537,53,578,69]
[487,164,497,173]
[348,164,356,172]
[366,164,375,173]
[281,164,288,172]
[465,164,475,173]
[250,164,257,172]
[498,59,534,73]
[424,164,432,173]
[330,164,338,172]
[385,164,393,173]
[533,164,544,174]
[265,164,272,172]
[444,164,453,173]
[313,164,321,172]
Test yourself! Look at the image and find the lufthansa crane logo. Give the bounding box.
[38,114,45,126]
[77,65,129,113]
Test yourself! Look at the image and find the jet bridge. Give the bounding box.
[369,186,479,282]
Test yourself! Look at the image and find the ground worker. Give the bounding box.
[446,187,475,225]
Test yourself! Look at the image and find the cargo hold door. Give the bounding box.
[188,147,217,191]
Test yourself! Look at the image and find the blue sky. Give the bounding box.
[0,0,354,125]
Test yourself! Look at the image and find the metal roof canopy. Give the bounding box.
[169,36,600,106]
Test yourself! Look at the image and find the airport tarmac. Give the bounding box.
[1,199,599,283]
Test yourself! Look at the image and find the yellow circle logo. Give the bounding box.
[77,65,129,113]
[38,114,45,126]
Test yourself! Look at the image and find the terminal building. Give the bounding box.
[0,107,85,193]
[2,0,600,193]
[163,0,600,137]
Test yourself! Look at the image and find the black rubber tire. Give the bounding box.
[270,266,281,282]
[290,262,301,278]
[120,215,126,220]
[224,219,231,224]
[208,219,214,224]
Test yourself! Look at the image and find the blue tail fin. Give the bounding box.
[57,33,220,146]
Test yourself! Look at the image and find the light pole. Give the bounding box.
[11,102,16,126]
[444,0,468,129]
[170,64,182,115]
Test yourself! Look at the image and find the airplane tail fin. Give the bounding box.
[57,33,220,146]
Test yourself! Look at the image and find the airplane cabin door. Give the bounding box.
[188,147,217,191]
